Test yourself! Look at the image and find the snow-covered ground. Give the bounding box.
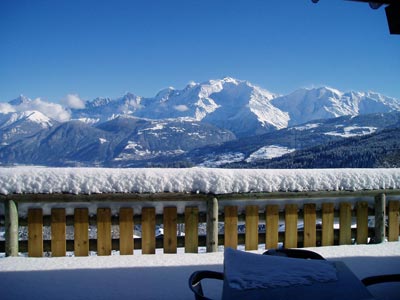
[0,243,399,300]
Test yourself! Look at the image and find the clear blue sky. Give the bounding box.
[0,0,399,103]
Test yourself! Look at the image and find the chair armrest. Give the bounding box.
[362,274,400,286]
[189,270,224,300]
[263,248,326,260]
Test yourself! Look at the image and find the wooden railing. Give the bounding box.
[1,190,400,257]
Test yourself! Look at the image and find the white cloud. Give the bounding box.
[17,98,71,122]
[174,105,189,112]
[61,94,86,109]
[0,103,16,114]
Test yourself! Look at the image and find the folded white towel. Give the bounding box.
[224,248,338,290]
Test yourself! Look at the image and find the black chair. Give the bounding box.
[188,248,325,300]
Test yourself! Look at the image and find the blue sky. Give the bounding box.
[0,0,399,103]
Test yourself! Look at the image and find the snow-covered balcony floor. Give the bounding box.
[1,243,399,300]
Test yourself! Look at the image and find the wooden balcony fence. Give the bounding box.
[1,190,400,257]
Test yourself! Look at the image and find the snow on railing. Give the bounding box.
[1,167,400,195]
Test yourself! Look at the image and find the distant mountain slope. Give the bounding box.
[0,116,235,166]
[97,116,235,166]
[176,112,400,167]
[0,121,113,166]
[248,127,400,169]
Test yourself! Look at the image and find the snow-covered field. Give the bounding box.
[1,243,399,300]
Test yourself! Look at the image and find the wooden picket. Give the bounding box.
[356,201,369,244]
[185,207,199,253]
[339,202,352,245]
[28,208,43,257]
[74,208,89,256]
[265,205,279,249]
[321,203,334,246]
[142,207,156,254]
[163,207,177,253]
[119,207,134,255]
[51,208,66,257]
[224,206,238,249]
[303,203,316,247]
[245,205,259,250]
[285,204,298,248]
[97,208,111,256]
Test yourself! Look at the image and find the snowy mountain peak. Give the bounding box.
[316,86,342,96]
[22,111,53,127]
[122,92,139,100]
[204,77,251,89]
[186,81,197,88]
[119,92,142,108]
[219,76,241,85]
[8,95,31,106]
[2,110,53,128]
[155,87,175,102]
[87,97,113,108]
[271,86,400,126]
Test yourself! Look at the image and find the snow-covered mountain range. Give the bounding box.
[1,77,399,167]
[70,77,285,137]
[2,77,400,136]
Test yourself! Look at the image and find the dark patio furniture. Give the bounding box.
[188,248,399,300]
[189,248,326,300]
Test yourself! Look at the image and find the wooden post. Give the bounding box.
[224,206,238,249]
[142,207,156,254]
[339,202,352,245]
[285,204,298,248]
[206,197,218,252]
[245,205,259,251]
[164,207,177,254]
[28,208,43,257]
[51,208,66,257]
[374,194,386,243]
[388,200,400,242]
[5,200,19,257]
[119,207,134,255]
[266,205,279,249]
[303,203,316,247]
